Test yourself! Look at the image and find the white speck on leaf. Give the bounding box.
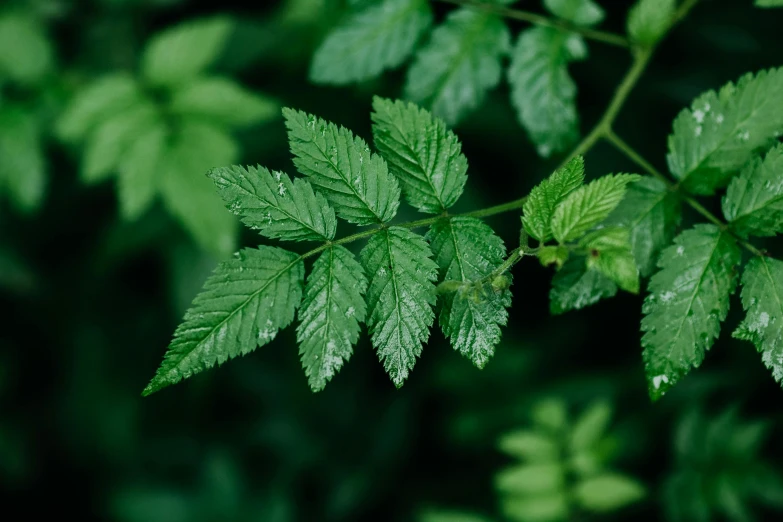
[716,114,724,124]
[345,306,355,318]
[660,291,675,303]
[652,374,669,390]
[676,246,685,256]
[278,183,287,196]
[693,109,705,123]
[695,125,702,137]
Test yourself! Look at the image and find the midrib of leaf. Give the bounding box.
[446,218,468,280]
[734,190,783,223]
[171,255,302,374]
[665,232,725,360]
[300,136,386,223]
[229,178,331,240]
[386,115,447,212]
[761,258,783,326]
[430,13,493,112]
[320,247,337,361]
[384,229,405,373]
[681,93,766,183]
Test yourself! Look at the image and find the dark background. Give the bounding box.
[1,0,782,520]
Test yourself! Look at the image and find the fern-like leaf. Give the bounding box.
[642,225,741,400]
[404,8,510,125]
[361,227,438,386]
[310,0,432,84]
[722,143,783,238]
[143,247,304,396]
[523,156,585,242]
[508,27,587,157]
[734,257,783,385]
[284,108,401,225]
[208,165,337,242]
[427,217,511,368]
[297,246,368,392]
[551,174,640,243]
[607,177,682,277]
[371,97,467,213]
[667,67,783,195]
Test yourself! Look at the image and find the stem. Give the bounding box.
[605,131,767,258]
[432,0,630,48]
[300,195,528,260]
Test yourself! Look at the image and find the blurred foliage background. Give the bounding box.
[1,0,782,520]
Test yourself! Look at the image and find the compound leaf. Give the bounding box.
[404,8,510,125]
[642,225,740,400]
[551,174,640,243]
[607,177,682,277]
[143,246,304,396]
[523,156,585,242]
[310,0,432,84]
[371,97,467,213]
[550,256,618,315]
[284,108,401,225]
[297,246,368,391]
[722,142,783,238]
[208,165,336,242]
[509,27,587,157]
[667,67,783,195]
[427,217,511,368]
[734,257,783,386]
[361,227,438,387]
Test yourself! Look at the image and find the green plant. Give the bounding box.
[56,16,278,256]
[0,7,55,213]
[664,406,783,521]
[144,0,783,400]
[420,399,646,522]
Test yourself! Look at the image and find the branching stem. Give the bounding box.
[432,0,630,48]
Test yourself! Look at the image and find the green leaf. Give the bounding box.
[143,246,304,396]
[627,0,676,45]
[532,398,568,432]
[208,165,336,242]
[580,227,640,294]
[0,12,53,84]
[427,217,511,368]
[81,102,160,183]
[756,0,783,7]
[551,174,641,243]
[544,0,605,26]
[606,177,682,277]
[733,257,783,385]
[642,225,741,400]
[159,122,239,257]
[284,108,401,224]
[361,227,438,387]
[297,246,367,392]
[574,474,646,512]
[404,8,510,125]
[550,257,618,315]
[371,97,467,213]
[142,17,233,86]
[500,494,569,522]
[0,105,46,212]
[169,77,278,128]
[117,123,168,220]
[570,400,612,452]
[722,143,783,238]
[509,28,587,157]
[310,0,432,84]
[56,74,142,142]
[523,156,585,241]
[496,464,565,494]
[667,67,783,195]
[498,430,558,462]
